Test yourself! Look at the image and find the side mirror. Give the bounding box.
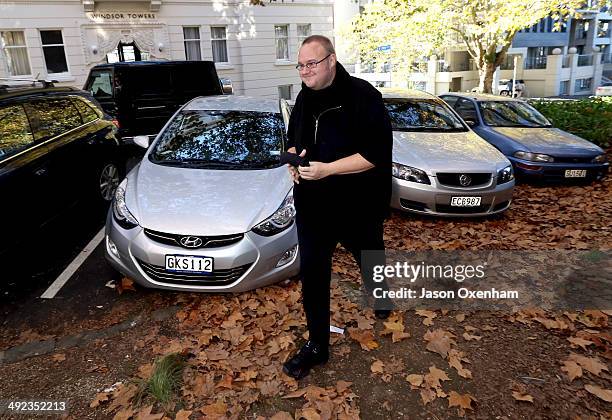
[133,135,150,149]
[219,78,233,95]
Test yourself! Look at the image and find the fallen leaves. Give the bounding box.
[348,328,379,351]
[380,312,410,342]
[512,391,534,403]
[561,360,583,382]
[585,384,612,402]
[424,329,456,359]
[568,353,609,377]
[448,391,477,415]
[116,277,136,294]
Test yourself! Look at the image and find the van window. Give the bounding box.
[87,70,114,99]
[173,65,221,96]
[71,97,99,123]
[131,66,172,96]
[25,98,83,140]
[0,104,35,159]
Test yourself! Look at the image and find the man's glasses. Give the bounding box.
[295,54,331,71]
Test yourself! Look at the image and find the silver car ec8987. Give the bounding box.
[383,89,515,216]
[105,96,299,292]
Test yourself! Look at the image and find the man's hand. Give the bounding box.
[286,148,306,184]
[298,161,331,181]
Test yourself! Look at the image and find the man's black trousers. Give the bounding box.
[295,213,387,350]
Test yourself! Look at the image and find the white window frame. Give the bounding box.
[183,26,202,61]
[274,25,289,61]
[211,26,229,64]
[297,24,311,46]
[0,30,32,77]
[39,29,70,76]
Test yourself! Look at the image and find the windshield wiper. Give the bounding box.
[152,158,241,168]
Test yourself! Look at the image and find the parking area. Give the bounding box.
[0,158,610,418]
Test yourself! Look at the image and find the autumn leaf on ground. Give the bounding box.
[462,332,482,341]
[567,336,595,350]
[52,353,66,362]
[381,314,410,342]
[336,380,352,394]
[200,400,228,417]
[568,353,609,376]
[348,328,379,351]
[415,310,437,326]
[448,391,476,413]
[424,366,451,389]
[175,410,193,420]
[424,329,456,359]
[133,405,163,420]
[448,349,472,379]
[89,391,110,408]
[455,313,466,322]
[117,277,136,294]
[406,374,424,388]
[371,359,385,374]
[561,360,583,382]
[585,384,612,402]
[270,412,293,420]
[420,388,437,405]
[512,391,534,403]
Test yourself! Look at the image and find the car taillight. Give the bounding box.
[112,119,120,128]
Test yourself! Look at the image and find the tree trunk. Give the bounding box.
[477,61,496,93]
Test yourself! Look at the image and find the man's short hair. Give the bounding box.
[301,35,335,54]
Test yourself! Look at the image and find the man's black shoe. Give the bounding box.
[375,309,392,319]
[283,341,329,380]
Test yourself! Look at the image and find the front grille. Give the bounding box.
[553,157,594,164]
[435,204,490,214]
[136,258,251,286]
[436,173,492,188]
[143,228,243,249]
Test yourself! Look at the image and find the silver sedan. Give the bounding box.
[383,89,515,217]
[105,96,299,292]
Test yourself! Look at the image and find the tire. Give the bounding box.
[96,161,123,202]
[500,90,510,96]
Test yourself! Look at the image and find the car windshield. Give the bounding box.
[383,99,467,132]
[478,101,551,128]
[149,110,285,169]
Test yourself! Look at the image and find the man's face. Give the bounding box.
[297,42,336,90]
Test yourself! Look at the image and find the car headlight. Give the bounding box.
[513,151,554,163]
[592,154,608,163]
[392,163,431,184]
[112,179,139,229]
[497,165,514,184]
[252,189,295,237]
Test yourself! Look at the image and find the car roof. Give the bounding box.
[91,60,215,70]
[0,85,81,101]
[379,88,439,100]
[183,95,280,113]
[440,92,523,102]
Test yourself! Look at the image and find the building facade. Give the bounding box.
[0,0,334,99]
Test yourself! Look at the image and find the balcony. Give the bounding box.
[577,54,594,66]
[602,53,612,64]
[524,56,547,69]
[562,55,572,68]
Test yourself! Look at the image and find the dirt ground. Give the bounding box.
[0,158,611,420]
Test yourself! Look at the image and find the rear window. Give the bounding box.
[25,97,82,140]
[130,66,172,96]
[478,101,551,127]
[71,96,100,123]
[384,98,467,131]
[149,110,285,169]
[0,104,35,159]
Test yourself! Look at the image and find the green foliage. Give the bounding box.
[529,97,612,148]
[136,353,186,406]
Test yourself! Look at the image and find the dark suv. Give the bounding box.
[0,81,124,254]
[83,61,224,142]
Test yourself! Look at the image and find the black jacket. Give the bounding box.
[286,62,392,222]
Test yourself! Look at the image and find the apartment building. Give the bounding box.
[0,0,334,99]
[338,4,612,96]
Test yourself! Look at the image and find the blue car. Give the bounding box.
[439,93,609,182]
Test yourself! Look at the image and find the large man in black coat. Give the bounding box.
[282,35,393,380]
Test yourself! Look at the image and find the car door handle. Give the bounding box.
[137,105,166,110]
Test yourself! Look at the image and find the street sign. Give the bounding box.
[377,45,391,52]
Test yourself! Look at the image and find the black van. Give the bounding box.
[83,61,224,141]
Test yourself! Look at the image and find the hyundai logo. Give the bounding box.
[179,236,203,248]
[459,174,472,186]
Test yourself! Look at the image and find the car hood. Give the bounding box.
[491,127,603,155]
[126,160,292,235]
[392,130,509,174]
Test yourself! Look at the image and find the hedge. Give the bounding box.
[528,96,612,148]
